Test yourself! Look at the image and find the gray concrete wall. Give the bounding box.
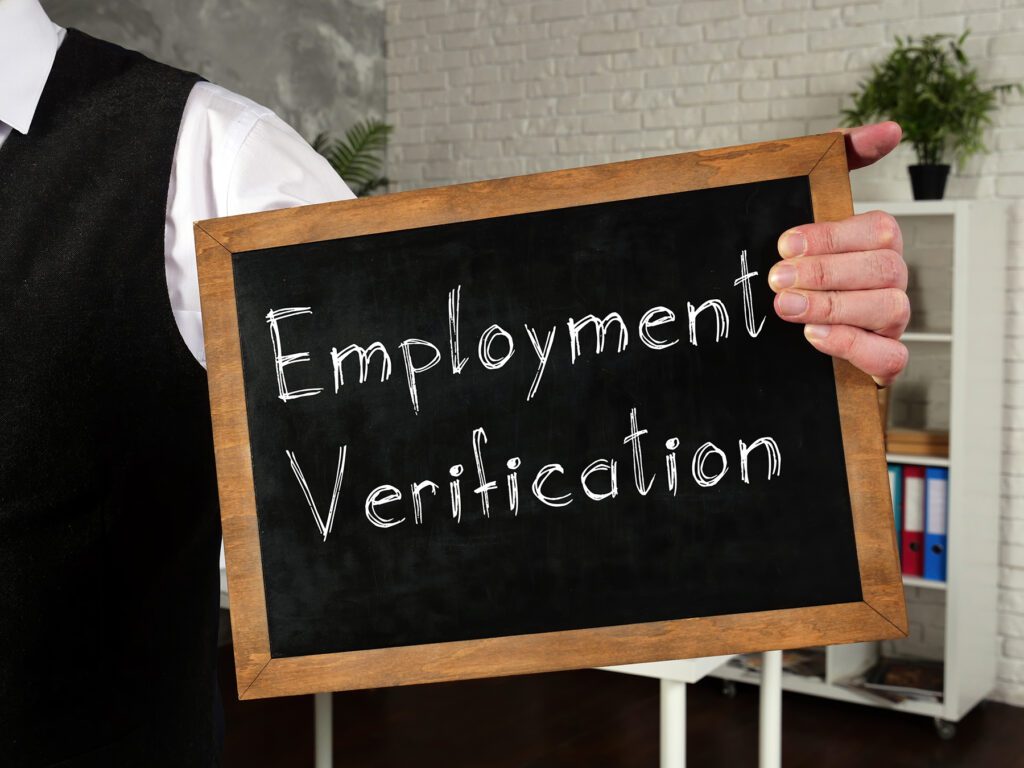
[42,0,385,143]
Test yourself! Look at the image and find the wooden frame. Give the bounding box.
[196,132,906,700]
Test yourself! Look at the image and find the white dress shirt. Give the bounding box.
[0,0,356,368]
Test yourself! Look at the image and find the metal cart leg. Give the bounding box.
[315,692,333,768]
[660,678,686,767]
[759,651,782,768]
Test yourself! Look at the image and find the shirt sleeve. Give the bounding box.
[165,81,356,370]
[226,106,356,216]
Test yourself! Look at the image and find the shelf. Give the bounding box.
[885,453,950,467]
[902,332,952,343]
[712,663,945,718]
[903,575,946,591]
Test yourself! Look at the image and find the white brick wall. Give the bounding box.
[385,0,1024,706]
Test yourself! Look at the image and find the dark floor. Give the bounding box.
[219,646,1024,767]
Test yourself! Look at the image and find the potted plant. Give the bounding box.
[312,118,393,197]
[842,32,1020,200]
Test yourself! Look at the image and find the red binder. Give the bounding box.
[901,466,925,576]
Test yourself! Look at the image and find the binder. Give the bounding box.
[901,466,925,577]
[924,467,949,582]
[888,463,903,558]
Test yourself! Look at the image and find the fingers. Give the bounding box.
[768,248,907,292]
[832,121,902,171]
[773,176,909,384]
[773,287,910,339]
[778,210,902,260]
[803,323,909,387]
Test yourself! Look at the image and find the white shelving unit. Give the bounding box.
[712,199,1008,735]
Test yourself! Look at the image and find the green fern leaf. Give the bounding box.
[310,118,393,197]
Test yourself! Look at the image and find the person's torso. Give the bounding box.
[0,29,221,767]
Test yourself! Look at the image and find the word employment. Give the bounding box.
[287,408,783,541]
[266,251,767,414]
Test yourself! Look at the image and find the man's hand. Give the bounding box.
[767,121,909,387]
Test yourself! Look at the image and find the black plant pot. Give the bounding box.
[908,164,950,200]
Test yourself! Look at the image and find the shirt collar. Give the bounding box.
[0,0,64,134]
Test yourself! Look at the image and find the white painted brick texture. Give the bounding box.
[386,0,1024,705]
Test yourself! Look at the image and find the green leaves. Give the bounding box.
[312,118,393,197]
[841,32,1021,169]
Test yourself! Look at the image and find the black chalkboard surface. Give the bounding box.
[198,134,906,699]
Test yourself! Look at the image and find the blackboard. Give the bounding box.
[197,134,906,700]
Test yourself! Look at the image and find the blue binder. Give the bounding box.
[888,464,902,558]
[924,467,949,582]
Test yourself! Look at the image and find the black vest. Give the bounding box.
[0,30,221,766]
